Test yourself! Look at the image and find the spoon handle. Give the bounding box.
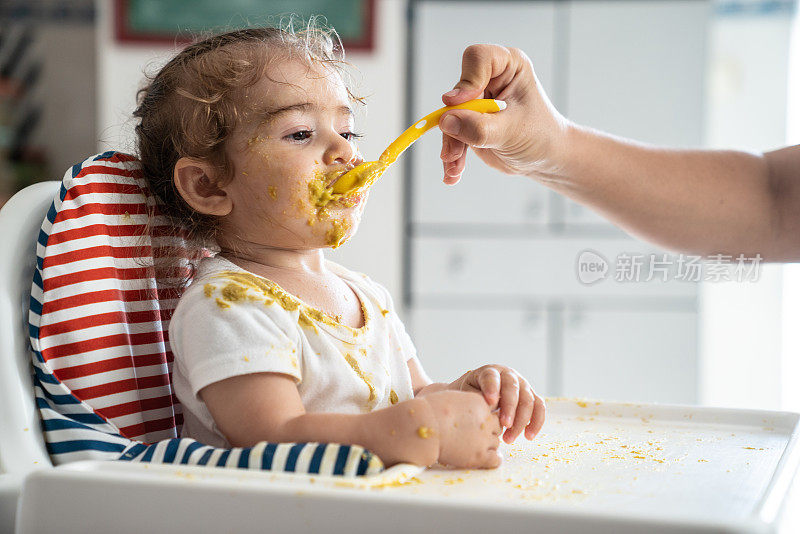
[379,98,506,165]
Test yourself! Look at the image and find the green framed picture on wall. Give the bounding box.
[114,0,375,51]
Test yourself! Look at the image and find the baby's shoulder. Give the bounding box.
[175,257,300,329]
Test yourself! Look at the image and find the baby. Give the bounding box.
[133,22,545,469]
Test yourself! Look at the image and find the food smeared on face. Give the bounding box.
[305,168,363,248]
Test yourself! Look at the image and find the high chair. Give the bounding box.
[0,152,395,534]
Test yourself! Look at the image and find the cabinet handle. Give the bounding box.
[523,309,542,330]
[525,197,543,219]
[447,250,466,274]
[567,308,584,329]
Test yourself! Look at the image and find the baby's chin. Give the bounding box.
[323,214,362,249]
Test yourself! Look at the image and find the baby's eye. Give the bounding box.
[341,131,363,142]
[286,130,313,142]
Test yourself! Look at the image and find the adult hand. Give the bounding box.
[439,44,570,183]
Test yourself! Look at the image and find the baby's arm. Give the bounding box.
[200,371,500,468]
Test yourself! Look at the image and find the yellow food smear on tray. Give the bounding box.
[208,270,366,335]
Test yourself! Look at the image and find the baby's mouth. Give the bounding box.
[326,167,352,189]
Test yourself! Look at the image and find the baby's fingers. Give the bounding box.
[475,367,501,408]
[497,370,520,428]
[524,393,547,439]
[503,383,534,444]
[476,446,502,469]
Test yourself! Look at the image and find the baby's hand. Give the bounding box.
[452,365,546,443]
[423,390,502,469]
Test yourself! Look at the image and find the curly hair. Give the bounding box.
[133,17,359,247]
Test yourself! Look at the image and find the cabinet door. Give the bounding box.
[561,307,698,403]
[411,1,556,226]
[411,236,698,300]
[408,306,549,393]
[565,0,710,147]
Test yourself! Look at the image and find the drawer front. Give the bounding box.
[411,236,698,300]
[408,306,548,393]
[561,306,698,403]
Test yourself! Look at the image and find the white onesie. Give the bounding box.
[170,255,417,448]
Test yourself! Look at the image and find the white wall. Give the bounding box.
[95,0,407,309]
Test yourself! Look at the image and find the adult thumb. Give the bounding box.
[439,109,501,149]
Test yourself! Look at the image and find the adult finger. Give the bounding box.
[443,152,467,184]
[440,109,504,150]
[525,394,547,439]
[442,44,514,106]
[441,132,467,184]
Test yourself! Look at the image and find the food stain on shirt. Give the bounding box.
[389,390,399,404]
[221,282,247,303]
[207,271,368,336]
[203,284,216,298]
[344,352,376,403]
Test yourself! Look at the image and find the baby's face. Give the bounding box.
[220,58,367,251]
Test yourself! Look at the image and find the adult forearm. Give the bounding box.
[545,124,780,258]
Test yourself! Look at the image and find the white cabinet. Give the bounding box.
[410,306,549,391]
[406,0,708,401]
[561,307,698,404]
[411,1,556,226]
[565,0,710,147]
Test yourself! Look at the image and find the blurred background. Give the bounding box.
[1,0,798,411]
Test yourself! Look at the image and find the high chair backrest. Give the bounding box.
[19,152,383,477]
[29,152,189,461]
[0,181,58,474]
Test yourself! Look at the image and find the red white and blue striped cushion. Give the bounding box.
[28,151,383,476]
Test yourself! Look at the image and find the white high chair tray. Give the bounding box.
[17,399,800,533]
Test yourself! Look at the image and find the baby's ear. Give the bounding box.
[173,157,231,216]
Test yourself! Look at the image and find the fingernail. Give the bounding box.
[443,88,460,98]
[440,114,461,135]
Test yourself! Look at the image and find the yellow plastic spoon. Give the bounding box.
[331,98,506,195]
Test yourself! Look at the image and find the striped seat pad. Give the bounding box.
[28,151,383,476]
[30,151,189,444]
